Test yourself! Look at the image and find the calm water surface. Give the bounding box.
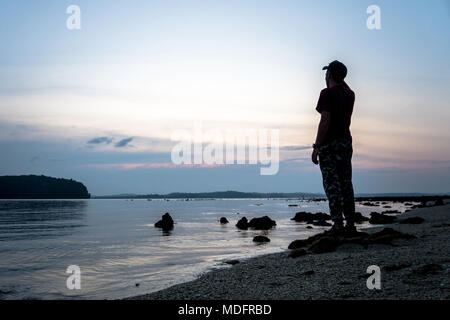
[0,199,410,299]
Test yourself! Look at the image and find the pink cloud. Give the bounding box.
[80,162,224,170]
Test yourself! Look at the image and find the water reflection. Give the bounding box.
[0,200,88,241]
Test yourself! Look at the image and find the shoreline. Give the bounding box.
[127,203,450,300]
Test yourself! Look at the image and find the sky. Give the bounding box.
[0,0,449,195]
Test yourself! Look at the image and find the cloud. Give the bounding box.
[80,162,223,170]
[87,137,113,145]
[115,137,133,148]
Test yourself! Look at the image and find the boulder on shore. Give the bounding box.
[288,227,415,254]
[154,212,174,231]
[248,216,276,230]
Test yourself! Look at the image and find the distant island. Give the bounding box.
[94,191,323,199]
[0,175,90,199]
[93,191,450,201]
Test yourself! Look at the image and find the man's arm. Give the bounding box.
[314,111,331,146]
[311,111,331,165]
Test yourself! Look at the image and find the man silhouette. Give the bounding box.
[312,60,356,233]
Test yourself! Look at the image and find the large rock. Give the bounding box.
[248,216,276,230]
[291,212,331,223]
[369,212,397,224]
[288,227,415,254]
[236,217,249,230]
[154,212,174,231]
[253,235,271,243]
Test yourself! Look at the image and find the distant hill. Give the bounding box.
[0,175,90,199]
[93,191,450,200]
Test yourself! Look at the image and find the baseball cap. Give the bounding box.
[322,60,347,82]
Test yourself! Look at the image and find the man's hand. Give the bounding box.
[312,148,319,165]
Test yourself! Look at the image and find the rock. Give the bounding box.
[220,217,229,224]
[309,236,339,253]
[288,204,298,207]
[399,217,425,224]
[236,217,249,230]
[248,216,276,230]
[224,260,240,265]
[291,211,331,223]
[154,212,174,231]
[306,226,313,229]
[253,235,271,243]
[288,239,311,249]
[369,212,397,224]
[135,283,140,287]
[434,199,444,206]
[383,205,392,208]
[291,212,315,222]
[353,212,369,223]
[288,227,415,254]
[288,249,307,258]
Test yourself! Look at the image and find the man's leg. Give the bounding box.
[318,144,344,225]
[336,139,355,225]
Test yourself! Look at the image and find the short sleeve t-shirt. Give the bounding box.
[316,82,355,144]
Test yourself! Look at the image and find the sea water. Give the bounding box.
[0,198,410,300]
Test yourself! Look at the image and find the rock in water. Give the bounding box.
[253,235,271,243]
[220,217,229,224]
[248,216,276,230]
[369,212,397,224]
[154,212,174,231]
[291,211,332,223]
[236,217,249,230]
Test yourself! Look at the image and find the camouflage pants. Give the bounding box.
[318,138,355,224]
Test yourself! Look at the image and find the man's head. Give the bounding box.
[323,60,347,87]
